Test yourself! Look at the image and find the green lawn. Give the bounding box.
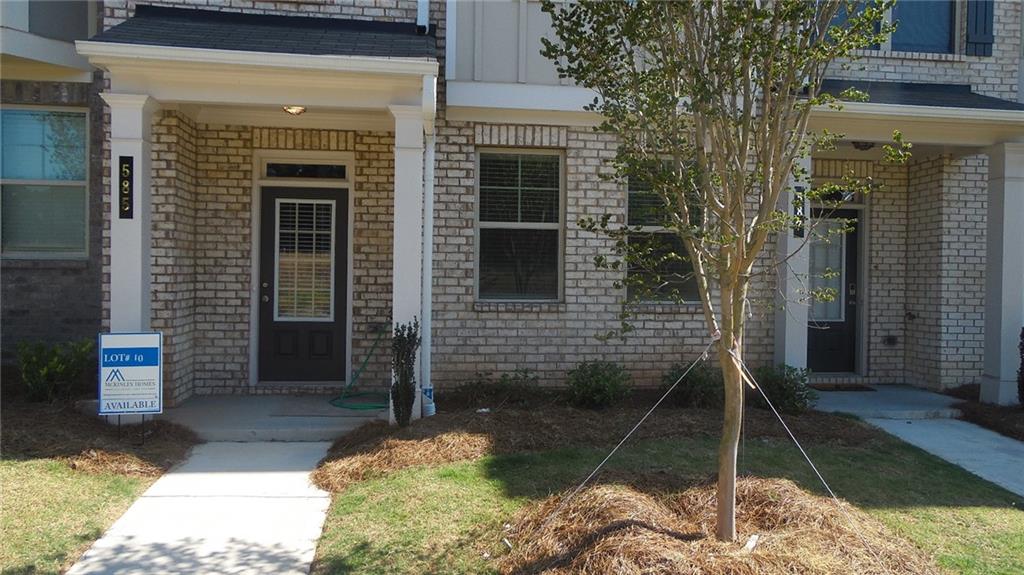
[0,459,153,575]
[313,434,1024,575]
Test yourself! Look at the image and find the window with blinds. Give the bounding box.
[275,199,335,321]
[1,109,88,258]
[477,152,562,300]
[626,177,700,303]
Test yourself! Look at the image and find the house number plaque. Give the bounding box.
[118,156,134,219]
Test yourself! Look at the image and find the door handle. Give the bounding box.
[848,283,856,296]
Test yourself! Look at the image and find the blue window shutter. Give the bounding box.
[966,0,994,56]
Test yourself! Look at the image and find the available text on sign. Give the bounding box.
[98,332,162,415]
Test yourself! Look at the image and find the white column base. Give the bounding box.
[980,374,1020,406]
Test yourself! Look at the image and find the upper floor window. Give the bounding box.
[890,0,955,54]
[1,108,88,259]
[477,151,563,301]
[831,0,957,55]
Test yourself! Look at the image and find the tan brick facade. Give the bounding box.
[89,0,1009,400]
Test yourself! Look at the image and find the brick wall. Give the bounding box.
[151,111,198,404]
[905,154,987,390]
[0,78,104,363]
[87,0,1001,398]
[429,121,772,389]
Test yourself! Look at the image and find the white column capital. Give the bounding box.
[389,105,425,149]
[101,92,160,141]
[986,142,1024,180]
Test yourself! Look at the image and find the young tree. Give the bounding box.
[542,0,908,541]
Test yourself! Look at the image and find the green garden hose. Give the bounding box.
[329,326,389,410]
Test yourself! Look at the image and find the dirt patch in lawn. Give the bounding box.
[1,401,199,477]
[499,477,940,575]
[312,406,883,492]
[955,401,1024,442]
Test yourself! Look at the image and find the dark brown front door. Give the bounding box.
[807,210,859,373]
[258,187,348,381]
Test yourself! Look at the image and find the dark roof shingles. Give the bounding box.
[89,4,436,59]
[821,80,1024,112]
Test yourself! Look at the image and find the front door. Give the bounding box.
[259,187,348,381]
[807,210,859,372]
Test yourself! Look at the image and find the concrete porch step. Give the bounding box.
[814,384,962,420]
[157,395,386,442]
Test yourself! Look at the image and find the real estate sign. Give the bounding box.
[99,333,162,415]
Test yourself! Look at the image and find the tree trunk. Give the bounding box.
[715,347,743,541]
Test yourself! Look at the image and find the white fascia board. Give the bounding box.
[2,27,91,71]
[814,101,1024,125]
[447,81,599,113]
[76,40,439,77]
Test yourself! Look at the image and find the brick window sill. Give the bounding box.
[473,301,567,313]
[1,258,90,270]
[849,49,972,63]
[629,302,704,315]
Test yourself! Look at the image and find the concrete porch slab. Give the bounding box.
[158,395,385,442]
[814,384,961,420]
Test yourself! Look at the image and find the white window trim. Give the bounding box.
[0,104,90,260]
[474,147,565,303]
[625,178,701,305]
[272,197,337,323]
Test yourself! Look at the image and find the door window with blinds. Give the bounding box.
[1,108,88,258]
[275,199,336,321]
[626,176,700,302]
[477,151,563,300]
[809,220,846,321]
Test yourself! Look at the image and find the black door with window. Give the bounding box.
[258,187,347,381]
[807,210,858,373]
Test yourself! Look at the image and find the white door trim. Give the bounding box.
[249,149,356,389]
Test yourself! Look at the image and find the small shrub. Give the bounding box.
[454,369,542,407]
[17,339,95,403]
[748,364,816,415]
[391,319,421,427]
[566,361,631,409]
[662,361,723,408]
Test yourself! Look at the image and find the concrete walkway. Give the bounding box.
[815,385,1024,498]
[67,442,332,575]
[867,418,1024,497]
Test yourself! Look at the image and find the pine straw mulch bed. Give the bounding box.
[955,400,1024,442]
[499,477,940,575]
[1,400,199,477]
[312,406,883,492]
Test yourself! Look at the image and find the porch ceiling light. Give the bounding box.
[282,105,307,116]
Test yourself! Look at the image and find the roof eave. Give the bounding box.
[813,101,1024,123]
[76,40,439,77]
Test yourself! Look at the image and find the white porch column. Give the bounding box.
[390,105,425,420]
[981,143,1024,405]
[101,93,159,333]
[773,155,811,369]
